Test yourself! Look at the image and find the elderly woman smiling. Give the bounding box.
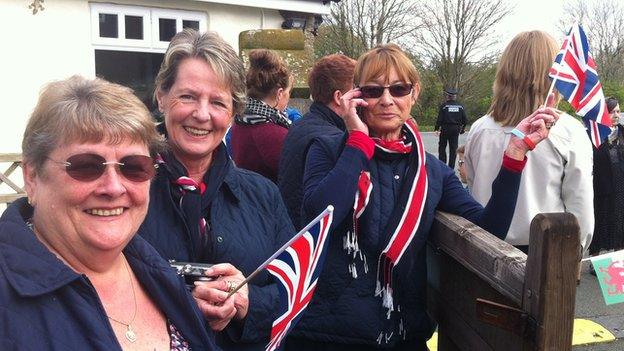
[0,76,218,350]
[288,44,559,350]
[139,29,294,350]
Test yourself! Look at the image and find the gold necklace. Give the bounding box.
[106,255,138,343]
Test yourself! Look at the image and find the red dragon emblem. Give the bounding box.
[600,260,624,295]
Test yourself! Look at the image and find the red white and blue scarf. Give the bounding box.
[346,119,428,319]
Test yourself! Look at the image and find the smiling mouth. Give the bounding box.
[184,126,210,136]
[85,208,125,217]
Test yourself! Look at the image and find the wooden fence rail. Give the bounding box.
[0,153,26,205]
[428,211,581,351]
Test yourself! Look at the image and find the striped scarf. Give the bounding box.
[346,119,428,321]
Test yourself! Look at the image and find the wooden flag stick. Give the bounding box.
[226,205,334,298]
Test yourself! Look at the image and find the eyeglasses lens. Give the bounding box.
[64,153,155,182]
[359,84,413,99]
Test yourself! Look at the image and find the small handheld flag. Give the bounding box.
[265,206,334,351]
[547,24,612,147]
[586,250,624,305]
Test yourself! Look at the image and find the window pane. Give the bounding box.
[95,50,165,116]
[159,18,177,42]
[125,15,143,40]
[183,20,199,31]
[99,13,118,38]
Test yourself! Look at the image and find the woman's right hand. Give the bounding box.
[192,281,237,331]
[339,88,369,135]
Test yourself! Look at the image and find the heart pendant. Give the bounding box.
[125,325,137,343]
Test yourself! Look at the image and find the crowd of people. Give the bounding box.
[1,26,615,350]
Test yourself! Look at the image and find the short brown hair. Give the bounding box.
[154,29,246,115]
[308,54,356,104]
[246,49,292,100]
[23,75,163,171]
[489,31,560,126]
[354,44,420,87]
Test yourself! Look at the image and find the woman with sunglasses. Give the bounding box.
[0,76,218,349]
[139,29,294,350]
[287,44,558,350]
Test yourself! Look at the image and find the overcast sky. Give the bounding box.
[496,0,568,51]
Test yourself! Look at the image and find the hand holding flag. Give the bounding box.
[222,206,334,351]
[547,24,612,147]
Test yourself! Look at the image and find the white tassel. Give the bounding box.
[376,332,384,344]
[350,263,358,278]
[363,254,369,274]
[385,332,394,343]
[382,285,394,319]
[375,280,383,296]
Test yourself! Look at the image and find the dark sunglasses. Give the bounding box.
[358,83,413,99]
[51,153,158,182]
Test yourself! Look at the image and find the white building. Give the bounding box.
[0,0,332,153]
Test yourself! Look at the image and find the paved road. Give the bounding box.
[420,132,468,170]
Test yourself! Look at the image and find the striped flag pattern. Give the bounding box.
[548,24,612,147]
[265,210,334,351]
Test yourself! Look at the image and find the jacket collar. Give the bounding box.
[308,101,347,131]
[0,198,81,297]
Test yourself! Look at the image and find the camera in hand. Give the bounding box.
[169,261,214,289]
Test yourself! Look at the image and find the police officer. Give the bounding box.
[435,88,467,168]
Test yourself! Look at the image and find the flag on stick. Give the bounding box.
[264,206,334,351]
[547,24,612,147]
[587,250,624,305]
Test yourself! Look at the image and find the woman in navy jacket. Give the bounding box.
[0,76,217,350]
[139,29,294,350]
[287,44,559,350]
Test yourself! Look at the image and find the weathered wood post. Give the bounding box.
[522,213,581,351]
[427,211,580,351]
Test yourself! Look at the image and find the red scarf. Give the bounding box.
[347,119,428,319]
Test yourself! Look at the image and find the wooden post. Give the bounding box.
[522,213,580,351]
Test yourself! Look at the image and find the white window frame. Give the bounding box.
[151,9,207,50]
[90,4,207,53]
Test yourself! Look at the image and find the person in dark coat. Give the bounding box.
[139,29,295,351]
[435,88,467,168]
[286,43,559,350]
[0,75,217,350]
[590,97,624,254]
[278,53,356,229]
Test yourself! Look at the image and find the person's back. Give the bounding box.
[466,112,593,248]
[464,30,594,251]
[231,49,293,182]
[278,54,356,229]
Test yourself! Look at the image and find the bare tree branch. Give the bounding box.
[414,0,511,98]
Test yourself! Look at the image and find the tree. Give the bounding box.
[413,0,511,95]
[316,0,422,58]
[559,0,624,84]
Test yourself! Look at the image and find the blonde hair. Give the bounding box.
[154,29,246,115]
[489,31,559,126]
[23,75,163,171]
[355,44,420,87]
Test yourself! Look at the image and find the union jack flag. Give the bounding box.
[548,24,612,147]
[265,208,334,351]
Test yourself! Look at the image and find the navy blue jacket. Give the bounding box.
[293,132,520,347]
[278,102,346,230]
[0,198,217,350]
[139,146,295,351]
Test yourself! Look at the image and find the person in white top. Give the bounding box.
[465,30,594,252]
